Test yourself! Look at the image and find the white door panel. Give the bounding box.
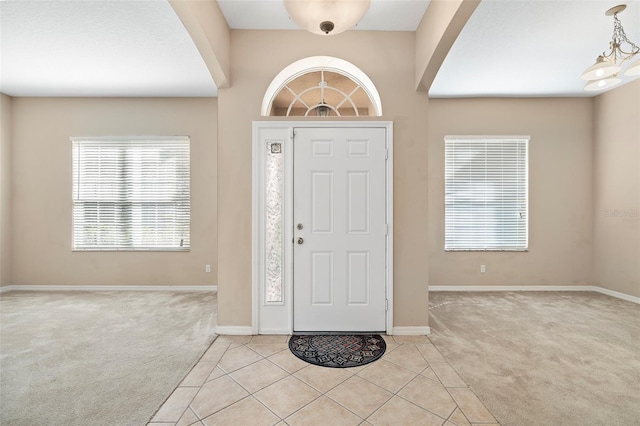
[294,127,386,332]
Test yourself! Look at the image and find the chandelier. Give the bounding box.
[284,0,370,36]
[581,4,640,91]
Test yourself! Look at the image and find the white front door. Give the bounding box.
[293,127,387,332]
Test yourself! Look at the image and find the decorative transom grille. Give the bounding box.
[270,70,373,117]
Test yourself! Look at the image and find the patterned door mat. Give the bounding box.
[288,334,386,368]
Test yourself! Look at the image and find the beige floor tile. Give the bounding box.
[368,396,445,426]
[267,348,309,373]
[416,342,447,363]
[218,345,263,373]
[420,366,441,382]
[147,423,175,426]
[247,342,288,358]
[181,362,217,387]
[285,396,362,426]
[152,387,199,423]
[381,335,400,352]
[230,358,289,393]
[447,407,471,426]
[398,375,457,419]
[392,335,431,344]
[357,359,417,393]
[200,342,230,362]
[326,375,393,419]
[254,375,321,418]
[201,396,279,426]
[205,366,225,383]
[382,344,429,373]
[250,335,289,344]
[447,388,496,424]
[189,375,249,419]
[175,407,200,426]
[293,364,355,393]
[215,335,253,344]
[430,362,467,388]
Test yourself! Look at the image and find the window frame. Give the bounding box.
[444,135,529,252]
[71,136,191,252]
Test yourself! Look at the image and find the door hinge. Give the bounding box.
[385,224,388,235]
[290,128,296,140]
[385,149,388,160]
[385,299,389,311]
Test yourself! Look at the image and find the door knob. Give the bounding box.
[297,237,304,245]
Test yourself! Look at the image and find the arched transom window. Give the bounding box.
[262,56,382,117]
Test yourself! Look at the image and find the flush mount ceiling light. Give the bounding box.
[581,4,640,91]
[284,0,370,36]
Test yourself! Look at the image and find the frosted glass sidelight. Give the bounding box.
[265,142,284,303]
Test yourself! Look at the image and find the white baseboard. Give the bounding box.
[593,286,640,304]
[0,285,217,293]
[429,285,595,292]
[429,285,640,305]
[392,326,431,336]
[214,325,254,336]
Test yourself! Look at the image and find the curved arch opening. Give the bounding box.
[261,56,383,117]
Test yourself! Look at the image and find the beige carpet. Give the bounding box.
[428,291,640,426]
[0,291,217,426]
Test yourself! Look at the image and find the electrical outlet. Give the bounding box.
[205,264,211,273]
[481,265,486,273]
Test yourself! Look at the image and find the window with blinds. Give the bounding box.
[445,136,528,251]
[72,137,190,251]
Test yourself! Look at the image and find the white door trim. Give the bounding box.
[252,121,394,335]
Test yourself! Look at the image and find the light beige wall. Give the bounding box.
[217,30,430,328]
[0,94,12,287]
[428,98,593,287]
[593,80,640,298]
[11,98,217,286]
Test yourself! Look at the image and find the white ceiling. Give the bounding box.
[1,0,639,98]
[0,0,216,97]
[430,0,640,98]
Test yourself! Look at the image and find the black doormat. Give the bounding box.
[288,334,386,368]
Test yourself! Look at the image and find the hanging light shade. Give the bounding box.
[624,59,640,76]
[580,57,621,81]
[584,76,622,91]
[581,4,639,91]
[284,0,370,36]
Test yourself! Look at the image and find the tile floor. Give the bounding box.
[148,335,499,426]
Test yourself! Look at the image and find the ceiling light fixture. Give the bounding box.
[284,0,370,36]
[315,101,330,116]
[581,4,640,91]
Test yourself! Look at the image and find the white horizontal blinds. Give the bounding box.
[72,137,190,251]
[445,137,528,251]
